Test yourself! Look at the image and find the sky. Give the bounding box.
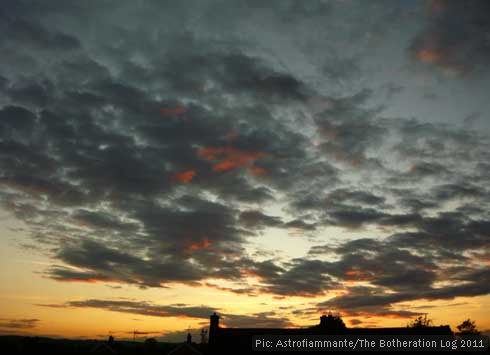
[0,0,489,342]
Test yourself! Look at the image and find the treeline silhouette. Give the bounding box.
[407,315,482,336]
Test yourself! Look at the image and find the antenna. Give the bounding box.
[200,328,208,344]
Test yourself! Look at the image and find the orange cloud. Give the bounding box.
[417,48,445,64]
[197,146,266,174]
[57,277,119,284]
[344,270,372,282]
[62,278,104,284]
[185,236,212,252]
[172,169,196,184]
[239,267,263,280]
[249,166,266,176]
[411,25,468,76]
[160,106,187,116]
[415,46,464,76]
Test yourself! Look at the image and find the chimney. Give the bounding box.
[187,332,192,344]
[209,312,220,346]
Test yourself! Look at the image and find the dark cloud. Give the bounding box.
[325,189,386,210]
[6,81,53,107]
[0,24,324,288]
[283,219,317,231]
[317,286,422,319]
[327,205,387,228]
[40,298,293,328]
[49,236,235,287]
[405,161,452,179]
[239,210,283,229]
[0,105,36,133]
[253,259,338,297]
[409,0,490,75]
[349,319,363,326]
[42,299,216,320]
[0,16,80,52]
[311,224,489,316]
[431,183,484,202]
[313,90,387,167]
[319,265,490,317]
[238,210,316,232]
[0,319,40,332]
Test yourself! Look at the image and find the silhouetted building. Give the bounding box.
[209,312,220,348]
[208,312,453,354]
[88,335,118,354]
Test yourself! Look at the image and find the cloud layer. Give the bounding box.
[0,0,489,327]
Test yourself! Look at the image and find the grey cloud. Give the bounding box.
[0,318,40,331]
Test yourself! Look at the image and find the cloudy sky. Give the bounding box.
[1,0,489,341]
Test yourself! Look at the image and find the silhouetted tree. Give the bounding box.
[456,319,480,336]
[319,313,347,333]
[407,314,433,328]
[201,328,208,344]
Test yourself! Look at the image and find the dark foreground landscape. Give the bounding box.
[2,314,489,354]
